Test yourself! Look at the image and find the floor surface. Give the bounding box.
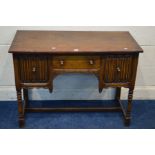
[0,100,155,129]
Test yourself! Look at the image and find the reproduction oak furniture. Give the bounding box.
[9,30,143,128]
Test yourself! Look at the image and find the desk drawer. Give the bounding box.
[103,55,133,83]
[52,56,100,69]
[17,55,49,83]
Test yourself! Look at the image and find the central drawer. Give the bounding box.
[52,56,100,69]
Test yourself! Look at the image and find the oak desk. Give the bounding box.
[9,31,143,128]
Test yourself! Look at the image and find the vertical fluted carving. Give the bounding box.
[104,55,132,83]
[18,55,49,83]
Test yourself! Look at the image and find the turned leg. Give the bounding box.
[115,87,121,104]
[17,89,25,128]
[23,88,29,108]
[125,88,134,126]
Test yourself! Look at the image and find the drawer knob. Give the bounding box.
[32,67,36,72]
[117,67,121,72]
[89,60,94,65]
[60,60,64,65]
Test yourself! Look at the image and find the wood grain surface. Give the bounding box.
[9,31,143,53]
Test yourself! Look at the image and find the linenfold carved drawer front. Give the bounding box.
[52,56,100,69]
[17,55,49,83]
[103,55,133,83]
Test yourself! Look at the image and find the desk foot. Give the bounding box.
[19,117,25,128]
[124,118,131,126]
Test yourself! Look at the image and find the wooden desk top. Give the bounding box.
[9,30,143,54]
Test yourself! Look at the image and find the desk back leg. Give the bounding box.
[115,87,121,102]
[23,89,29,108]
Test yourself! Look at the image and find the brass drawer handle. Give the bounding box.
[89,60,94,65]
[60,60,64,65]
[117,67,121,72]
[32,67,36,72]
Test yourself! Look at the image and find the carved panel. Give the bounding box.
[103,55,133,83]
[17,55,49,83]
